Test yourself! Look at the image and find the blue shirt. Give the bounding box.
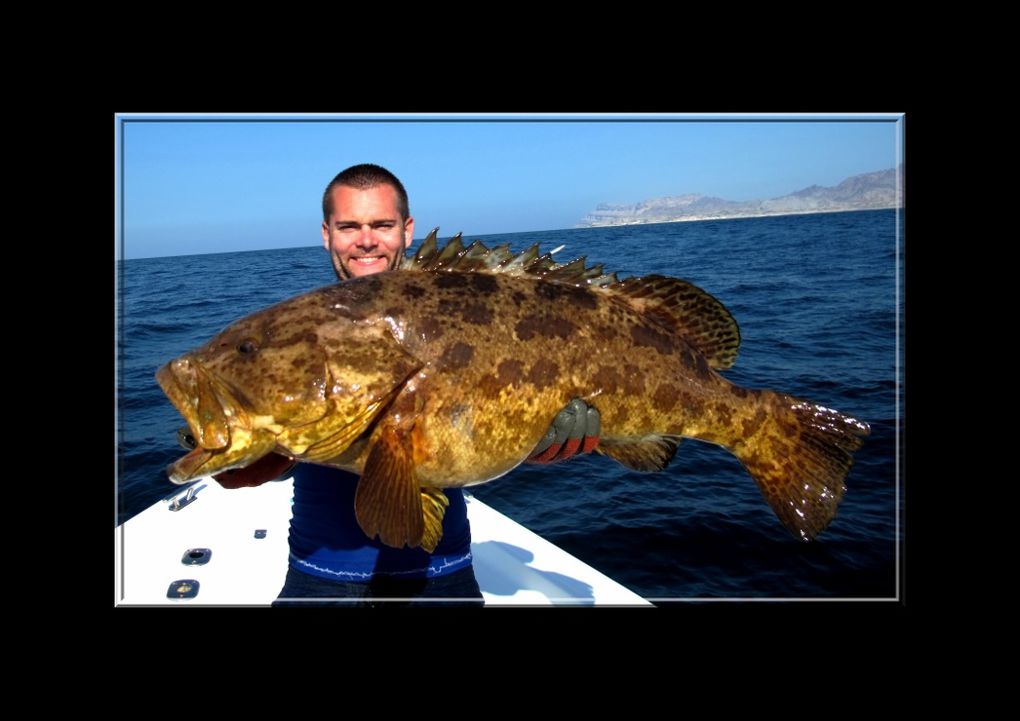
[287,463,473,582]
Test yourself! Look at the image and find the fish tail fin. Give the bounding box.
[733,391,870,541]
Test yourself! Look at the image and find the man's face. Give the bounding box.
[321,184,414,279]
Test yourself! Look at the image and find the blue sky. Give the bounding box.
[117,114,903,260]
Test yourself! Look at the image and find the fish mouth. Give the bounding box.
[167,445,219,484]
[156,356,231,450]
[164,429,277,484]
[156,356,275,484]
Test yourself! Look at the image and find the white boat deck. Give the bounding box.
[115,478,650,606]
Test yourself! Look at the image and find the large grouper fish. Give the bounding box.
[157,229,870,551]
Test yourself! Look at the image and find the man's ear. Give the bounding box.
[403,215,415,250]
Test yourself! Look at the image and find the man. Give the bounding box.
[204,164,598,605]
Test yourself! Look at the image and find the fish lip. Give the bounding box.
[166,446,214,484]
[157,359,270,484]
[156,356,232,451]
[157,362,219,483]
[156,360,198,431]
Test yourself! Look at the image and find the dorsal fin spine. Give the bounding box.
[399,229,739,367]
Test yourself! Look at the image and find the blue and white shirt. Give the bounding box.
[287,463,473,582]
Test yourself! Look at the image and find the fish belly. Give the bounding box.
[388,273,732,487]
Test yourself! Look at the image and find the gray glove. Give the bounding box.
[527,398,601,464]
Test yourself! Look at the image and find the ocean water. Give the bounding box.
[116,209,901,599]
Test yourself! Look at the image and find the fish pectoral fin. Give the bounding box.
[596,434,683,472]
[419,488,449,554]
[354,423,425,550]
[295,374,415,463]
[300,403,381,463]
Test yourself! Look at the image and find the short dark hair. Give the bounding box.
[322,163,410,222]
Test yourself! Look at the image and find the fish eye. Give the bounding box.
[238,339,259,355]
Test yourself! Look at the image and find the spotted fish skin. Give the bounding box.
[157,232,869,549]
[338,270,731,486]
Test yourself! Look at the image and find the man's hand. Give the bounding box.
[176,427,296,489]
[526,398,600,464]
[212,453,297,489]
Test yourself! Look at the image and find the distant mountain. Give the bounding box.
[578,167,902,227]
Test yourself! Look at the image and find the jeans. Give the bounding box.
[272,564,485,607]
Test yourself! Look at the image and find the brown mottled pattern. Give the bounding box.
[514,314,577,341]
[527,358,560,387]
[470,273,499,295]
[496,359,525,386]
[414,316,444,344]
[475,373,503,398]
[712,402,733,427]
[179,271,750,485]
[401,284,427,300]
[630,322,675,356]
[324,276,383,320]
[434,273,471,290]
[321,270,749,486]
[678,392,705,417]
[592,365,622,394]
[613,275,740,370]
[514,315,544,341]
[694,353,712,379]
[534,282,598,309]
[437,299,461,317]
[460,302,493,325]
[622,363,645,395]
[161,265,869,543]
[476,359,526,398]
[593,324,619,344]
[741,408,768,437]
[652,382,676,412]
[438,341,475,370]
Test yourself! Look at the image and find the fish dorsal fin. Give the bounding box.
[411,227,440,266]
[402,230,738,367]
[596,434,683,472]
[401,228,620,287]
[434,232,465,267]
[609,275,740,370]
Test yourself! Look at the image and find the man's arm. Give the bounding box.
[212,453,297,489]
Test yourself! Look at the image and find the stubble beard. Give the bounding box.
[332,232,407,281]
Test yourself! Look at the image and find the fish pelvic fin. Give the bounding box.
[355,421,425,550]
[735,392,871,541]
[596,434,683,472]
[609,275,741,371]
[419,488,450,554]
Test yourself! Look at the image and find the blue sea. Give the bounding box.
[116,209,901,600]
